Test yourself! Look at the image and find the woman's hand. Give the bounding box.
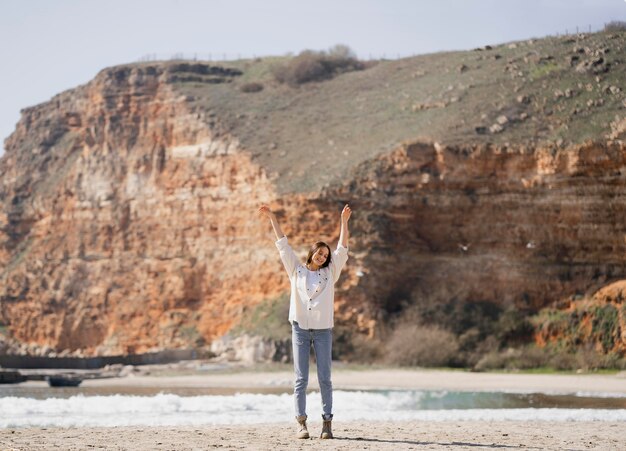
[259,205,284,240]
[258,205,275,219]
[341,204,352,223]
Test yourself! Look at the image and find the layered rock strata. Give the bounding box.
[1,58,626,357]
[1,64,286,355]
[322,140,626,356]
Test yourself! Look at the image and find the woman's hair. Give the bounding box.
[306,241,332,268]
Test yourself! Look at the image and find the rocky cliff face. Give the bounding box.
[0,64,290,355]
[1,32,626,358]
[323,139,626,355]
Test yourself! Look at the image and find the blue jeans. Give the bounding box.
[292,321,333,418]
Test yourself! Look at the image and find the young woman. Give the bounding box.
[259,204,352,440]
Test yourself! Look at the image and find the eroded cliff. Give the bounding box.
[1,31,626,359]
[0,64,289,355]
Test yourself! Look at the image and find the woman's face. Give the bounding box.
[311,246,330,267]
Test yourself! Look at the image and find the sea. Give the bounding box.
[1,384,626,428]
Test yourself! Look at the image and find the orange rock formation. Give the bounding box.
[1,60,625,357]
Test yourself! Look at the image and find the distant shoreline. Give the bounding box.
[6,361,626,395]
[74,366,626,395]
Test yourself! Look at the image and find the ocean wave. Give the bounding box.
[1,391,625,427]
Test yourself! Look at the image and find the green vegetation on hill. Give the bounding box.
[169,30,625,194]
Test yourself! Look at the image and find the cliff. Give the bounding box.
[1,30,625,359]
[0,64,286,355]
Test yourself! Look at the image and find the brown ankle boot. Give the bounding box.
[320,414,333,439]
[296,415,309,439]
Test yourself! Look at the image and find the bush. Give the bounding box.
[272,44,365,86]
[240,82,264,93]
[495,308,534,345]
[402,298,501,338]
[385,323,459,367]
[331,324,384,362]
[473,345,626,372]
[533,302,623,355]
[474,346,551,371]
[392,297,534,366]
[573,347,626,371]
[458,331,500,367]
[591,304,620,353]
[546,351,578,371]
[604,21,626,32]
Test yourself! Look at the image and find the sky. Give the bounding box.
[1,0,625,155]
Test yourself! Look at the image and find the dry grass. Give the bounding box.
[384,323,459,367]
[605,21,626,32]
[239,82,264,93]
[474,345,626,371]
[271,45,365,86]
[172,30,626,194]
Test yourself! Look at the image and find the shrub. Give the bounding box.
[591,304,620,353]
[474,346,551,371]
[459,331,500,367]
[532,308,585,351]
[385,323,459,367]
[572,347,626,371]
[397,298,527,365]
[403,298,501,338]
[272,44,365,86]
[240,82,264,93]
[495,308,534,345]
[547,351,578,371]
[331,324,384,362]
[474,345,626,372]
[604,21,626,32]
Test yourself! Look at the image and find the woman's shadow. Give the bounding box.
[334,436,541,449]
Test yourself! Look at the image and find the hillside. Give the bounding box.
[176,31,625,193]
[0,30,625,366]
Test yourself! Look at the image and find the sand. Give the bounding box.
[83,367,626,394]
[2,368,626,450]
[1,421,624,450]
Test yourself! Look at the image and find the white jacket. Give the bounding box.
[275,236,349,329]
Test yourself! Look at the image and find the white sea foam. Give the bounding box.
[574,391,626,399]
[486,388,626,398]
[1,391,625,428]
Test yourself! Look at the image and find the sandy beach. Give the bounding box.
[82,366,626,394]
[1,421,624,450]
[2,367,625,450]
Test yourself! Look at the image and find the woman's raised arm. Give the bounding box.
[259,205,300,278]
[259,205,285,240]
[339,204,351,248]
